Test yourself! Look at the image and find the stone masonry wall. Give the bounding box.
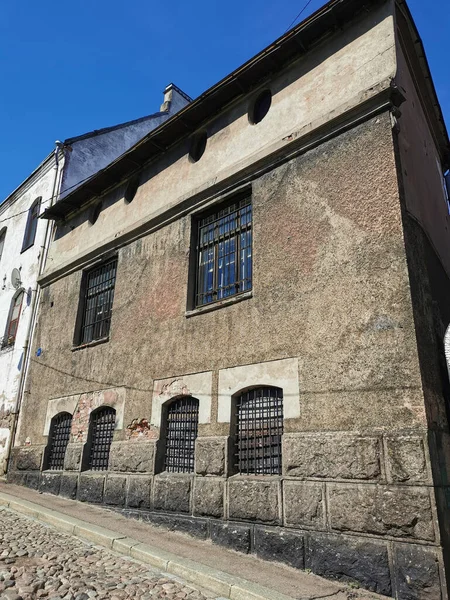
[9,114,449,599]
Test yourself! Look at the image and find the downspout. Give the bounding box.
[4,142,64,474]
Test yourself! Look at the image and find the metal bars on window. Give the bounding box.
[47,412,72,470]
[80,258,117,344]
[235,387,283,475]
[164,396,199,473]
[196,198,252,306]
[88,407,116,471]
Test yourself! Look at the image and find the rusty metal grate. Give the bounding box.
[47,412,72,470]
[235,387,283,475]
[88,406,116,471]
[164,396,199,473]
[196,197,252,306]
[81,258,117,344]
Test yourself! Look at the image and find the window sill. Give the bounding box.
[20,243,34,254]
[72,336,109,352]
[186,291,252,318]
[0,344,15,355]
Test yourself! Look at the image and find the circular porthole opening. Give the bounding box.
[90,202,102,225]
[189,130,207,163]
[125,175,139,204]
[249,89,272,125]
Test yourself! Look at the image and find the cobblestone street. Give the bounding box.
[0,509,217,600]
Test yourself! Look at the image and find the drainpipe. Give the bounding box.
[4,142,64,475]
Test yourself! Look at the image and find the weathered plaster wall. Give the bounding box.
[0,153,63,474]
[13,114,447,597]
[45,2,397,275]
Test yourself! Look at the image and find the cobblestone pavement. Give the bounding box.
[0,509,219,600]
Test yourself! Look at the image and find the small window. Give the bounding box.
[189,131,207,163]
[249,90,272,125]
[85,406,116,471]
[161,396,199,473]
[444,170,450,214]
[46,412,72,470]
[21,197,41,252]
[0,228,6,264]
[90,202,102,225]
[235,387,283,475]
[2,290,24,348]
[195,196,252,307]
[125,176,139,204]
[76,257,118,345]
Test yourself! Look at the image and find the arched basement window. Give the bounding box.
[46,412,72,470]
[87,406,116,470]
[163,396,199,473]
[235,387,283,475]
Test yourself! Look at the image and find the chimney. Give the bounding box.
[160,83,192,114]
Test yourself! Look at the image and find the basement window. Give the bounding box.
[45,412,72,470]
[161,396,199,473]
[194,195,252,308]
[85,406,116,471]
[234,387,283,475]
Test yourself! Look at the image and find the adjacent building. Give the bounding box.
[6,1,450,598]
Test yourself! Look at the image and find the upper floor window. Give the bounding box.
[161,396,199,473]
[76,257,118,345]
[0,228,6,264]
[195,196,252,307]
[21,197,41,252]
[2,290,24,348]
[235,387,283,475]
[45,412,72,470]
[85,406,116,471]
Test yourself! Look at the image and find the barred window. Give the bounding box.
[3,290,24,348]
[86,406,116,471]
[78,258,117,345]
[46,412,72,470]
[162,396,199,473]
[235,387,283,475]
[196,197,252,307]
[21,197,41,252]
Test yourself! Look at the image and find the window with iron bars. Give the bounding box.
[78,258,117,345]
[162,396,199,473]
[195,197,252,307]
[45,412,72,470]
[85,406,116,471]
[235,387,283,475]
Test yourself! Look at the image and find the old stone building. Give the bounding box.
[7,0,450,598]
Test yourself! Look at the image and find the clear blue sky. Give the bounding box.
[0,0,448,200]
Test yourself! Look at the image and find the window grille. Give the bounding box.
[46,412,72,470]
[163,396,199,473]
[235,387,283,475]
[80,258,117,344]
[88,406,116,471]
[21,198,41,252]
[196,197,251,307]
[3,290,24,348]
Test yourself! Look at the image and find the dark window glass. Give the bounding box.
[88,406,116,471]
[196,197,252,307]
[189,131,207,163]
[249,90,272,125]
[3,290,24,348]
[0,228,6,264]
[46,412,72,470]
[235,387,283,475]
[163,396,199,473]
[21,198,41,252]
[80,258,117,344]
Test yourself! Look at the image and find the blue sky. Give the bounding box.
[0,0,448,200]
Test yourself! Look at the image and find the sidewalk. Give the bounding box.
[0,482,388,600]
